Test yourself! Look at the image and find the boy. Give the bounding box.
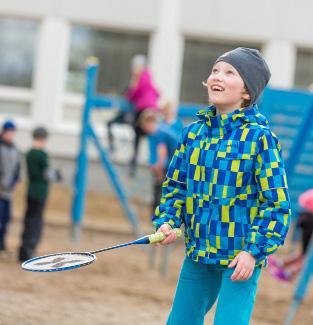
[19,127,60,262]
[0,120,20,255]
[153,48,291,324]
[140,109,178,210]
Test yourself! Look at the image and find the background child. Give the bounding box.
[268,188,313,281]
[139,109,178,214]
[0,120,21,256]
[107,54,160,176]
[18,127,61,262]
[152,48,291,325]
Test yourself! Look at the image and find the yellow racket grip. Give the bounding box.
[148,228,182,244]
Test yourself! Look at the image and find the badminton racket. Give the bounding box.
[21,228,182,273]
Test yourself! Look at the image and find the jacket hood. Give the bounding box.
[196,104,268,137]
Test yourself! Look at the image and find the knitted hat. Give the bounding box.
[32,127,49,139]
[215,47,271,104]
[2,120,16,131]
[131,54,147,69]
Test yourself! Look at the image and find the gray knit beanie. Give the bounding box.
[215,47,271,104]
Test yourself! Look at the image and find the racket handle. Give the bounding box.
[148,228,182,244]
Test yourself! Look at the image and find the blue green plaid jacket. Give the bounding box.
[152,105,291,267]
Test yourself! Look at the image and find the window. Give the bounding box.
[0,18,37,88]
[0,18,37,117]
[67,26,149,95]
[294,48,313,90]
[180,40,261,104]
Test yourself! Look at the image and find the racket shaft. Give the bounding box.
[90,228,182,254]
[90,242,131,254]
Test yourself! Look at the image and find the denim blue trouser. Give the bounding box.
[167,256,261,325]
[0,199,11,250]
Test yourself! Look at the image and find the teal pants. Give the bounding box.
[167,257,261,325]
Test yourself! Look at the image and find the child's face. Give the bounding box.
[205,61,250,111]
[2,130,15,144]
[131,64,144,76]
[143,120,157,134]
[33,138,48,148]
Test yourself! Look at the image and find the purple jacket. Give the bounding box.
[126,69,160,111]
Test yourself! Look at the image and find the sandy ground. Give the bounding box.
[0,183,313,325]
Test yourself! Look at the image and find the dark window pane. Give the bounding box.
[67,26,149,95]
[180,40,261,104]
[0,18,37,88]
[295,49,313,90]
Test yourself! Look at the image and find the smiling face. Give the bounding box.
[205,61,250,114]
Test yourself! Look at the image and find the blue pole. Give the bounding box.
[71,58,99,240]
[88,126,139,235]
[71,57,140,238]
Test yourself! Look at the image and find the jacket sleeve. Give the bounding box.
[10,152,21,188]
[152,128,188,230]
[244,131,291,262]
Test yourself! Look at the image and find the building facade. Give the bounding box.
[0,0,313,159]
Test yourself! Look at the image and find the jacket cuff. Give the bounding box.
[153,216,180,231]
[243,243,264,261]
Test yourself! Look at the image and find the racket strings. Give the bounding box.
[34,257,86,268]
[22,253,95,272]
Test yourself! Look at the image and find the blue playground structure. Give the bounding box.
[72,58,313,317]
[71,57,140,240]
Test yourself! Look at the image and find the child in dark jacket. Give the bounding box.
[18,127,61,262]
[152,48,291,325]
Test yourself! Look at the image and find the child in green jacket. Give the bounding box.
[152,48,291,325]
[19,127,61,262]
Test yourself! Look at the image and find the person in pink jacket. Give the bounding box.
[127,55,159,175]
[107,55,160,176]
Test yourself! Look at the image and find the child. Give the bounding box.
[268,189,313,281]
[152,48,291,325]
[18,127,61,262]
[0,120,21,255]
[107,55,160,176]
[126,55,160,176]
[139,109,178,213]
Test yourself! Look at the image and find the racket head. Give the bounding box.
[21,252,96,272]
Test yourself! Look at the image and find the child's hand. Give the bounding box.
[156,224,177,245]
[228,251,256,281]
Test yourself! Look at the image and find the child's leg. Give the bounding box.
[29,198,45,251]
[130,111,146,175]
[0,199,11,250]
[107,112,127,151]
[19,197,45,261]
[167,257,222,325]
[284,256,305,279]
[301,220,313,255]
[213,267,261,325]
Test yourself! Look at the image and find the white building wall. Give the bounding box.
[32,17,71,127]
[0,0,312,159]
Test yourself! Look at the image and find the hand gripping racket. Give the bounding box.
[21,228,181,273]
